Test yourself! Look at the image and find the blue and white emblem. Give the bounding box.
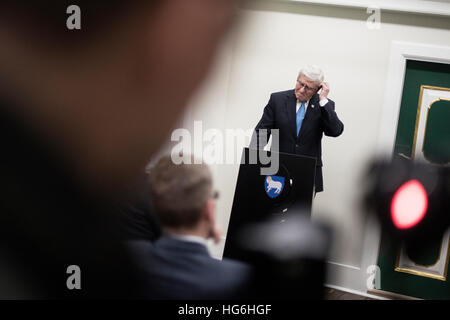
[264,175,285,198]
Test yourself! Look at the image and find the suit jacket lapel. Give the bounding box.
[297,93,319,141]
[285,91,298,139]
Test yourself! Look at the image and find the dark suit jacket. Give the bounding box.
[117,174,162,242]
[253,89,344,192]
[127,236,253,299]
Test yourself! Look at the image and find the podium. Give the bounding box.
[222,148,330,299]
[223,147,316,260]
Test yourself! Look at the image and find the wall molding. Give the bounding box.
[285,0,450,17]
[325,284,388,300]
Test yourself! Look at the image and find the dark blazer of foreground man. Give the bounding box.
[127,156,253,300]
[0,0,236,298]
[253,66,344,192]
[129,237,252,299]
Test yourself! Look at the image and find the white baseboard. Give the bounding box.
[324,283,388,300]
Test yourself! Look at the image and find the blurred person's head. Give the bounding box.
[147,155,220,242]
[0,0,237,194]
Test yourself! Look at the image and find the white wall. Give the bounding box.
[167,0,450,292]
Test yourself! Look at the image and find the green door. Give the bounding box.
[377,60,450,299]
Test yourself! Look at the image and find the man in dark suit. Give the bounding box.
[127,156,253,299]
[253,65,344,193]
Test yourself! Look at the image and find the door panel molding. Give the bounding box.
[413,85,450,163]
[395,230,450,281]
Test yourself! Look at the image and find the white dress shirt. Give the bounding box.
[296,98,329,113]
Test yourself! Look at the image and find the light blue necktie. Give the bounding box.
[296,102,306,136]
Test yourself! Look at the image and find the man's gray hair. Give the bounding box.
[298,65,324,84]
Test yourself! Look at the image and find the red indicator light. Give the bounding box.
[391,180,428,229]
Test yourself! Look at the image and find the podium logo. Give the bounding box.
[265,176,284,198]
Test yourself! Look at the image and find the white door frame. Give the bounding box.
[326,41,450,294]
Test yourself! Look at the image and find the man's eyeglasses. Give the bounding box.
[296,80,317,92]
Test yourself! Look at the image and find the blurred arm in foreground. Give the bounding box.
[0,0,238,298]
